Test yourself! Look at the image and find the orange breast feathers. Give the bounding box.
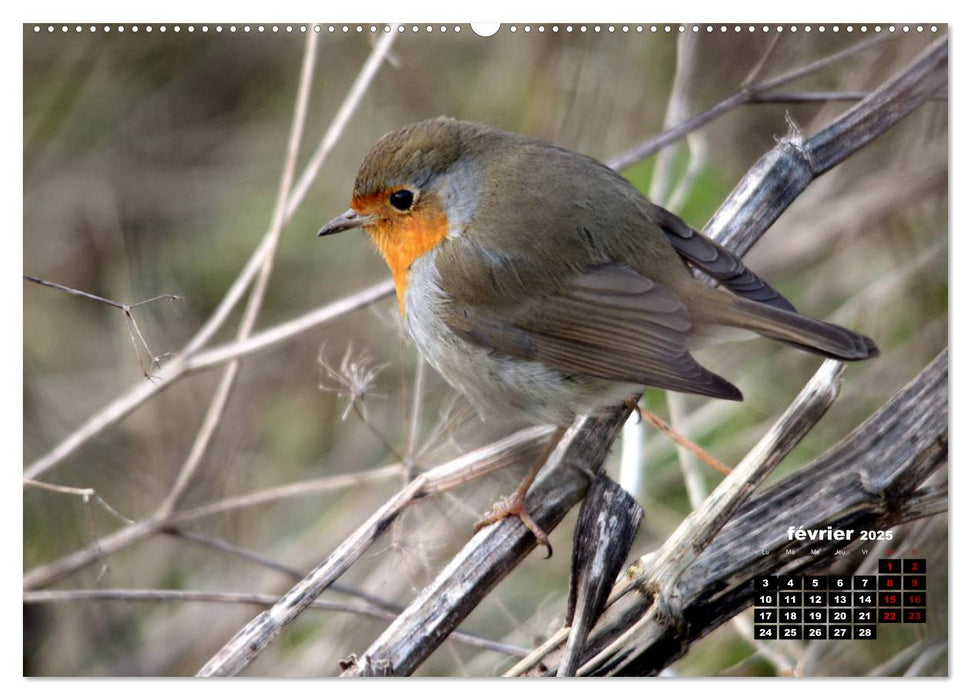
[352,192,450,314]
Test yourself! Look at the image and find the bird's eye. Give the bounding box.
[389,189,415,211]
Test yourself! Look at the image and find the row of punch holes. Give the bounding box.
[33,24,940,36]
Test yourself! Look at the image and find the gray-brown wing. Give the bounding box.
[443,264,743,401]
[655,208,797,312]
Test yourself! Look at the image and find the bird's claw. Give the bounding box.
[475,493,553,559]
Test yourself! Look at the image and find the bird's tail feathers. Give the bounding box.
[709,295,879,361]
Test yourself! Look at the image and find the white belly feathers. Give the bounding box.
[404,252,636,424]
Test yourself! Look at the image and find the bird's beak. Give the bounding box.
[316,208,374,237]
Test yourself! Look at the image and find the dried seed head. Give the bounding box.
[317,343,388,420]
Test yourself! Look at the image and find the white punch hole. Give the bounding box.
[470,23,501,37]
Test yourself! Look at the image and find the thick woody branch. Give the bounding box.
[575,350,947,676]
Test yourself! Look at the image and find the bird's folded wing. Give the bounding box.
[443,263,742,401]
[655,209,797,312]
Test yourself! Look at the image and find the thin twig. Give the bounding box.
[188,281,395,372]
[608,32,894,172]
[167,465,404,524]
[165,527,403,611]
[649,33,699,205]
[23,478,133,525]
[666,395,713,509]
[22,588,528,658]
[741,33,782,86]
[751,90,945,103]
[23,275,182,311]
[24,274,184,378]
[638,408,730,476]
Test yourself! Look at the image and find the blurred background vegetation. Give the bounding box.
[23,24,946,676]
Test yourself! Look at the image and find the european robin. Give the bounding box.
[318,117,878,552]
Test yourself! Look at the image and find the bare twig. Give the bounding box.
[23,478,133,525]
[649,33,700,205]
[638,408,730,476]
[751,90,947,103]
[167,465,404,524]
[608,32,895,172]
[186,281,395,373]
[22,588,528,658]
[164,527,410,612]
[24,274,183,378]
[23,275,180,311]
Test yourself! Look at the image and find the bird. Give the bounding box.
[317,116,878,553]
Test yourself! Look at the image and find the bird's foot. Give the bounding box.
[475,493,552,559]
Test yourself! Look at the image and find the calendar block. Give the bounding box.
[750,558,929,642]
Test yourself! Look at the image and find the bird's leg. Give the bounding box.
[625,397,731,476]
[474,425,568,558]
